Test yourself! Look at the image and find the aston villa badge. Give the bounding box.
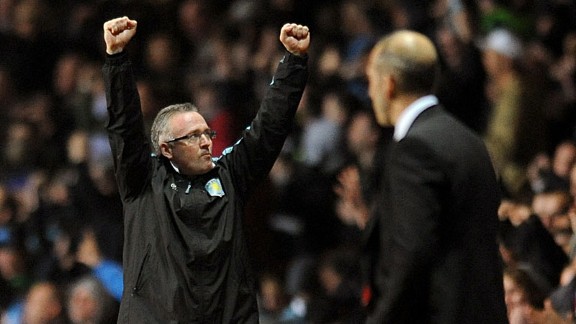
[205,178,225,197]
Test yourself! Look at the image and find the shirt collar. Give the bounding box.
[393,95,438,142]
[170,161,181,173]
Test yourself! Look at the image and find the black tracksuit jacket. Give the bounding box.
[103,51,308,323]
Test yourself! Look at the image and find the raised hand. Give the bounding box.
[103,16,137,55]
[334,165,370,229]
[279,23,310,57]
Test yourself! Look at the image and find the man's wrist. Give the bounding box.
[106,47,124,55]
[105,51,128,65]
[285,51,308,63]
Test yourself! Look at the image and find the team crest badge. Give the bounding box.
[205,178,225,197]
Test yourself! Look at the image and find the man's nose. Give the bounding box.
[199,134,211,146]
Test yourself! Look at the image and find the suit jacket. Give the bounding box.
[364,105,508,323]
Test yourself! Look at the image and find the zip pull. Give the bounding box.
[185,182,191,194]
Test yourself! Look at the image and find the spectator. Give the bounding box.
[139,31,187,109]
[532,189,574,257]
[334,108,388,234]
[480,27,546,198]
[498,198,569,289]
[503,266,552,324]
[0,226,31,309]
[434,21,489,134]
[527,141,576,195]
[307,247,364,323]
[33,214,90,290]
[66,275,119,324]
[7,281,66,324]
[258,273,290,324]
[299,89,349,176]
[76,225,123,302]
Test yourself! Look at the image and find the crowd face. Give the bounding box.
[552,142,576,178]
[532,192,570,232]
[162,111,214,176]
[67,285,100,323]
[22,283,63,324]
[481,49,513,80]
[347,113,374,155]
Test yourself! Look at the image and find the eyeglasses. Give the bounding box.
[166,129,217,145]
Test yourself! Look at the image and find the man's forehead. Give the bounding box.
[170,111,208,131]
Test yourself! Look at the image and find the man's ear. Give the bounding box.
[383,74,396,99]
[160,143,173,159]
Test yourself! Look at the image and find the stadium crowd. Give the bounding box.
[0,0,576,323]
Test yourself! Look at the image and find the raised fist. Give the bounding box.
[103,16,137,55]
[279,23,310,57]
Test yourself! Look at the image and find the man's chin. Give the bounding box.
[202,160,215,171]
[183,160,214,176]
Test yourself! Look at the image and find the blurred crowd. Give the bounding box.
[0,0,576,323]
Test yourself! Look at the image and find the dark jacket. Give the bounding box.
[103,52,308,323]
[364,105,508,324]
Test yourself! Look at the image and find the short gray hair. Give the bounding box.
[150,103,199,154]
[67,276,114,323]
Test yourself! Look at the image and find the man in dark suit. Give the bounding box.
[362,30,508,323]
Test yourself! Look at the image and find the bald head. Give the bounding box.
[370,30,439,95]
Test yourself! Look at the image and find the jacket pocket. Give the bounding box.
[132,243,151,296]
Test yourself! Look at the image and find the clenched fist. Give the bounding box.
[103,16,137,55]
[279,23,310,57]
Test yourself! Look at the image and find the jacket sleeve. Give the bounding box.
[103,53,152,201]
[220,52,308,197]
